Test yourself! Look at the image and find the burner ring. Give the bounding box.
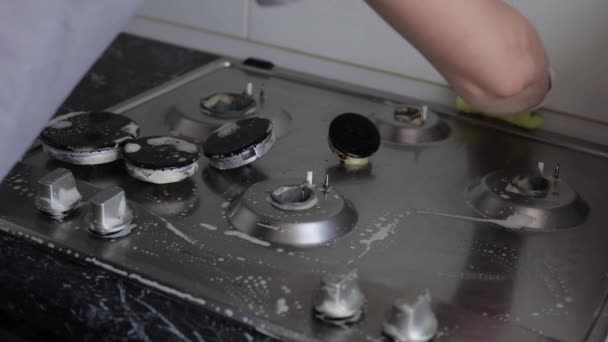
[203,117,275,170]
[125,162,199,185]
[122,136,201,184]
[40,111,140,165]
[42,144,123,165]
[374,105,450,145]
[228,179,358,246]
[200,92,257,118]
[269,184,319,211]
[465,169,589,230]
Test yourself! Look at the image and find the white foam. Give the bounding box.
[224,230,270,246]
[146,136,198,153]
[87,257,129,276]
[46,111,87,127]
[257,223,281,231]
[124,143,141,153]
[42,143,120,165]
[358,218,400,258]
[199,223,218,231]
[125,162,198,185]
[121,122,139,137]
[159,217,196,244]
[417,211,535,229]
[30,236,43,244]
[49,121,72,129]
[215,122,239,138]
[113,136,133,145]
[276,298,289,315]
[87,258,208,306]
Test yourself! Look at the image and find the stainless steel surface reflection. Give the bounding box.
[1,59,608,341]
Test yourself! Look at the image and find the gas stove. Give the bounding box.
[2,58,608,342]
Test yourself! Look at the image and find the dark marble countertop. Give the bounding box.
[0,34,277,342]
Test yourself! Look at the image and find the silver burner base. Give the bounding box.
[124,162,199,184]
[228,179,357,246]
[465,169,589,230]
[42,143,121,165]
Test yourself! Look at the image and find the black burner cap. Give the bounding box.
[203,117,273,158]
[122,136,201,170]
[328,113,380,159]
[41,111,139,151]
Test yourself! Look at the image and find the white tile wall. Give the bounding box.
[510,0,608,121]
[248,0,443,84]
[137,0,248,38]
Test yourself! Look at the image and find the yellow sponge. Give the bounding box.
[456,97,543,130]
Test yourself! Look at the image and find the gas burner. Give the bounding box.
[203,117,275,170]
[228,176,357,246]
[122,136,200,184]
[200,83,257,118]
[41,111,139,165]
[374,104,450,145]
[329,113,381,166]
[465,164,589,230]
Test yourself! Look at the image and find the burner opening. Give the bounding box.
[394,106,426,127]
[465,168,588,230]
[270,184,318,211]
[200,93,256,118]
[509,174,551,198]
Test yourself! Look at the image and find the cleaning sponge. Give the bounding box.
[456,97,543,130]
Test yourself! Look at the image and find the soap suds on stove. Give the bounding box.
[357,214,401,259]
[216,122,239,138]
[159,217,196,244]
[49,121,73,129]
[121,122,139,137]
[416,210,535,229]
[199,223,218,231]
[146,137,198,153]
[225,230,270,247]
[276,298,289,315]
[124,143,141,153]
[113,136,133,145]
[46,111,87,127]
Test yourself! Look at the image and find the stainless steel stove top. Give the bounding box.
[2,59,608,342]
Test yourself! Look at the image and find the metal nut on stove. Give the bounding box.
[383,290,438,342]
[87,187,134,237]
[313,269,365,323]
[35,168,82,220]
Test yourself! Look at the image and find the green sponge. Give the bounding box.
[456,97,543,130]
